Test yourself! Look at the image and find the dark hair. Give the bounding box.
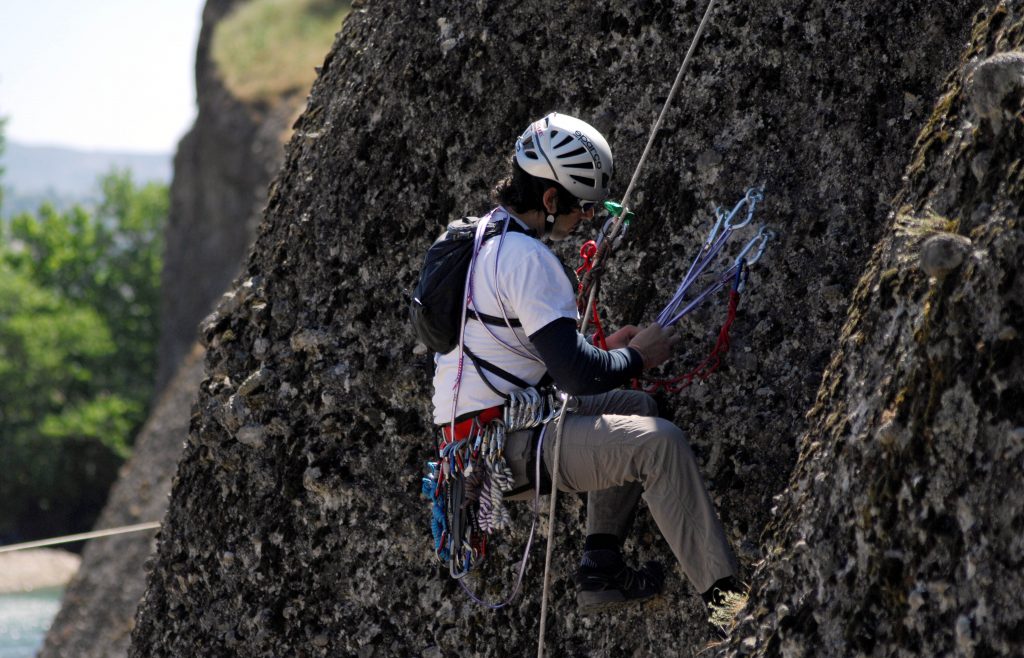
[491,159,577,215]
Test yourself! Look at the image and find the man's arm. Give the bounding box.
[529,317,644,395]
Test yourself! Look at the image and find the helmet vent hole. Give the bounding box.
[559,147,588,159]
[550,129,559,138]
[563,162,594,170]
[602,173,610,188]
[571,175,595,187]
[553,135,574,149]
[522,136,534,148]
[524,150,539,160]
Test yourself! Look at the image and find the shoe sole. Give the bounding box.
[577,590,662,615]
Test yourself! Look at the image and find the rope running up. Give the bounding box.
[537,0,721,656]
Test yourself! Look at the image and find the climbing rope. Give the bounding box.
[0,522,161,554]
[538,0,721,655]
[576,0,722,329]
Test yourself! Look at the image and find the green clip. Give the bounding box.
[603,200,635,223]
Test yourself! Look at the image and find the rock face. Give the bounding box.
[128,1,1002,656]
[156,0,302,391]
[727,5,1024,656]
[41,347,204,658]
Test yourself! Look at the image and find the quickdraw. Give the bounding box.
[421,386,560,605]
[642,187,774,392]
[425,418,516,578]
[575,186,774,393]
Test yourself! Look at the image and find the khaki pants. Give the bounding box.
[504,389,738,593]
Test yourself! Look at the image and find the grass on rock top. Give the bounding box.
[211,0,351,104]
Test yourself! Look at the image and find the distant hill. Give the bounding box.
[1,141,171,216]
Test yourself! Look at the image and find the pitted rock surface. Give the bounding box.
[726,5,1024,656]
[128,1,1017,656]
[157,0,306,390]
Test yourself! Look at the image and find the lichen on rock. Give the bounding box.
[727,4,1024,656]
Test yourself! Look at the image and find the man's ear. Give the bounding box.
[542,187,560,214]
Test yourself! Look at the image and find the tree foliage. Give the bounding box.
[0,169,167,541]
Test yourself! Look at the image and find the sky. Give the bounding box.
[0,0,206,154]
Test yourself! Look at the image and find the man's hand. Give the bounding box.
[604,324,640,350]
[627,323,680,369]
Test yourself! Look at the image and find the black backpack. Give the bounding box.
[409,216,533,355]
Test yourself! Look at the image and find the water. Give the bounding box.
[0,588,62,658]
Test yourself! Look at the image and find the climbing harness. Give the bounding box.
[421,206,570,607]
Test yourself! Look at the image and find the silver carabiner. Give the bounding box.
[504,390,519,430]
[723,186,764,230]
[515,390,526,430]
[527,387,543,428]
[594,216,615,250]
[733,225,775,268]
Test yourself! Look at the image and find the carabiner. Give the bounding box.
[733,225,773,268]
[703,206,727,252]
[723,186,764,230]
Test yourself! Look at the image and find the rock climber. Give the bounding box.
[430,112,748,630]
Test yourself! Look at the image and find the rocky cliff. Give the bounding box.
[128,0,1010,656]
[727,5,1024,656]
[156,0,302,391]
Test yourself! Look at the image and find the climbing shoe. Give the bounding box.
[574,558,665,614]
[705,582,749,635]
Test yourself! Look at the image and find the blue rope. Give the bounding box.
[422,463,450,561]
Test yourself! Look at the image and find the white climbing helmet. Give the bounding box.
[515,112,614,202]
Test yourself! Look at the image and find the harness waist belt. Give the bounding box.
[440,406,503,441]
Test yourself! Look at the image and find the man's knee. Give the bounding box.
[640,419,692,462]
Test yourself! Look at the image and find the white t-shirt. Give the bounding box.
[431,208,578,424]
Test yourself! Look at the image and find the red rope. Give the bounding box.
[576,240,609,349]
[575,237,742,394]
[588,300,608,350]
[634,289,740,394]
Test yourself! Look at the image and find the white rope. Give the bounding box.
[579,0,719,336]
[0,522,161,554]
[536,397,571,658]
[537,2,720,655]
[620,0,719,212]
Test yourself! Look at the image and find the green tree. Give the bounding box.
[4,170,166,394]
[0,264,128,538]
[0,170,167,540]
